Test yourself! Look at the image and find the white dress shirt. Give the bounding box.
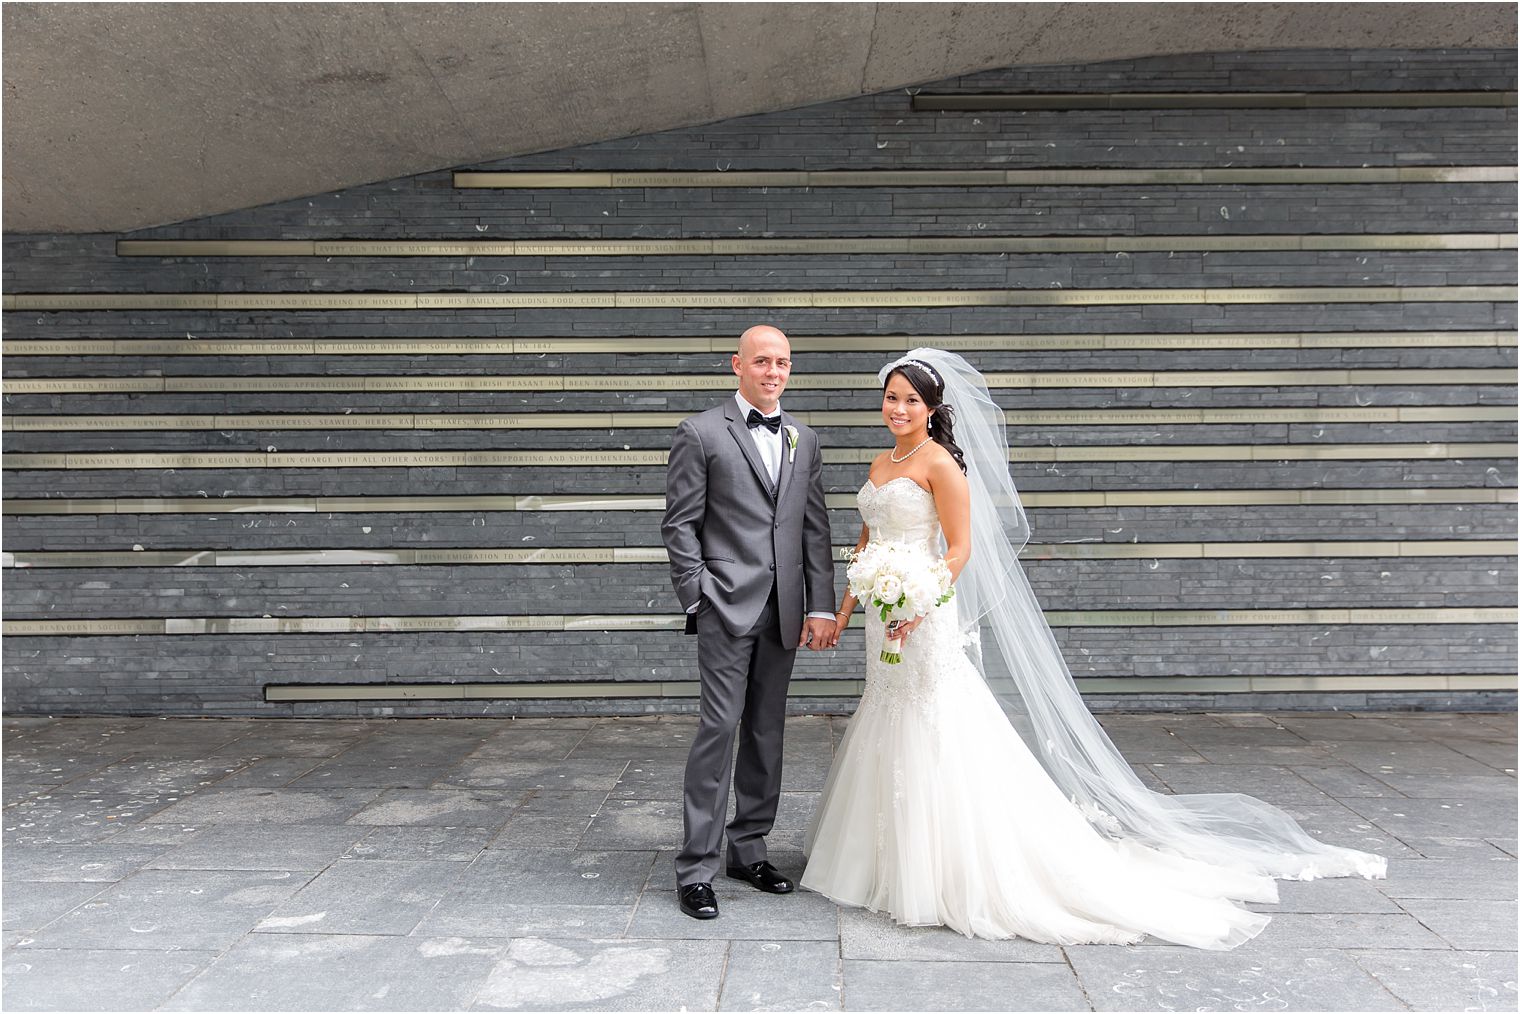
[733,391,783,484]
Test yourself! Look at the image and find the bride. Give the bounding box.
[800,348,1387,950]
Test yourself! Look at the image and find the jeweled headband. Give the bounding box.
[877,356,941,387]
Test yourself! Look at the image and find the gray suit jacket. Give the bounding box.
[661,399,835,646]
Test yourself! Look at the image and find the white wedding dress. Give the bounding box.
[800,477,1282,949]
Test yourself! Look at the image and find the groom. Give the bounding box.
[661,324,837,920]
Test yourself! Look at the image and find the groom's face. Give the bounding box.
[732,329,792,413]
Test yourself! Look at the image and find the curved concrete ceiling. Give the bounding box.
[3,2,1514,234]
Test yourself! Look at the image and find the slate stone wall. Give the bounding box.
[3,48,1515,715]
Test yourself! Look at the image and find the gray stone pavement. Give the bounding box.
[2,710,1515,1012]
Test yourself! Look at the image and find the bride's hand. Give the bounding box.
[886,614,926,643]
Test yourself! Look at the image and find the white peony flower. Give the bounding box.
[903,577,937,612]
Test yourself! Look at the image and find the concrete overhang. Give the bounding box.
[3,1,1515,234]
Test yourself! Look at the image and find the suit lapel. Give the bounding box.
[725,401,777,499]
[774,413,795,506]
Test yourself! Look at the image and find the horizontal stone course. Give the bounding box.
[6,458,1512,500]
[2,620,1513,716]
[5,503,1513,551]
[3,557,1513,616]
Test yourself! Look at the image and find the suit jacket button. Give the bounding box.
[768,563,775,571]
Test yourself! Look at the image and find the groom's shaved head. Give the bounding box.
[738,325,788,358]
[732,324,792,414]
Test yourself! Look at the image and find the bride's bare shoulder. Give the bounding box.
[923,446,967,489]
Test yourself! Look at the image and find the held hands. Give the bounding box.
[800,612,923,650]
[817,612,848,650]
[800,616,838,651]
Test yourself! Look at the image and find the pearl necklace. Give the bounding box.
[890,436,933,463]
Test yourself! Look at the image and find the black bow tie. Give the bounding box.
[746,409,781,434]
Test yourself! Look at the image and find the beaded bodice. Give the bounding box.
[858,477,941,550]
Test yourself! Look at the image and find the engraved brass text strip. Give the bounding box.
[262,673,1515,702]
[113,233,1512,258]
[9,286,1512,312]
[7,331,1512,357]
[1072,674,1518,694]
[4,444,1512,470]
[7,607,1513,637]
[7,405,1511,432]
[452,167,1520,188]
[5,540,1510,569]
[912,91,1519,110]
[10,367,1512,396]
[5,488,1512,515]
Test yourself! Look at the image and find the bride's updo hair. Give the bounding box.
[884,360,967,473]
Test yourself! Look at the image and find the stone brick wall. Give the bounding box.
[2,48,1515,715]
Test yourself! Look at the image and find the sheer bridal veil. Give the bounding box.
[877,348,1387,882]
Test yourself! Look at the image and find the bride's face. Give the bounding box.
[882,374,932,441]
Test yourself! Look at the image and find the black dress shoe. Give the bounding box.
[725,860,794,894]
[679,882,719,919]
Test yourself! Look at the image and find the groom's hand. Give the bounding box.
[800,616,837,651]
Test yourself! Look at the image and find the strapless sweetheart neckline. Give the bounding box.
[861,476,933,496]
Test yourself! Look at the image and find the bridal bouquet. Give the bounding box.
[845,542,954,664]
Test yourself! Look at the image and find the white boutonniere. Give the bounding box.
[783,424,799,463]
